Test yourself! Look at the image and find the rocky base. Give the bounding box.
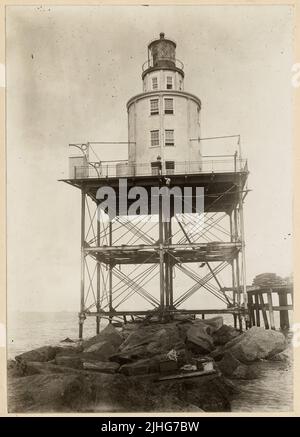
[7,317,287,413]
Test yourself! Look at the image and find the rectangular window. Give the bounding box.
[150,130,159,147]
[166,161,175,175]
[151,161,161,176]
[164,98,174,114]
[152,77,158,90]
[150,99,159,115]
[166,76,173,89]
[165,129,174,147]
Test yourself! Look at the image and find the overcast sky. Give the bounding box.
[6,5,293,312]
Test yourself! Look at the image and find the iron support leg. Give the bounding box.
[79,186,86,339]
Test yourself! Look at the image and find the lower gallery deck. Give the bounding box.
[61,170,248,215]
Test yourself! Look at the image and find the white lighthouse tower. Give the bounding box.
[64,31,250,337]
[126,32,202,176]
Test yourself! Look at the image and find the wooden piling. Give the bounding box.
[254,293,260,327]
[247,286,292,331]
[248,292,255,327]
[258,293,269,329]
[267,291,276,330]
[278,291,290,330]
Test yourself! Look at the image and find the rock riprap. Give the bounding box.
[8,318,288,412]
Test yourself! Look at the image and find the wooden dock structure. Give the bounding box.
[247,285,293,330]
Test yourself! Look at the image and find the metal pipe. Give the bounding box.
[96,214,101,334]
[168,219,174,308]
[159,190,165,311]
[109,221,113,323]
[229,212,237,328]
[79,186,86,339]
[233,205,243,331]
[238,174,249,327]
[164,221,169,308]
[189,134,240,141]
[87,141,136,145]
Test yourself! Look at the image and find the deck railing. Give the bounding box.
[70,156,248,180]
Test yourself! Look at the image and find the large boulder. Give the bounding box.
[213,325,240,346]
[225,327,287,363]
[82,340,117,361]
[217,352,257,380]
[55,346,83,357]
[231,364,257,380]
[121,323,143,340]
[17,361,84,376]
[82,324,123,350]
[176,321,194,339]
[8,373,92,412]
[82,360,120,373]
[119,358,160,376]
[186,323,215,354]
[55,355,83,369]
[217,352,241,376]
[7,360,23,378]
[199,316,223,333]
[86,372,144,412]
[267,351,290,362]
[112,323,185,363]
[209,345,227,361]
[15,346,57,364]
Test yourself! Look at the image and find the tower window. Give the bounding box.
[150,130,159,147]
[166,76,173,89]
[152,77,158,90]
[164,98,174,114]
[151,161,161,176]
[150,99,159,115]
[166,161,175,175]
[165,130,174,147]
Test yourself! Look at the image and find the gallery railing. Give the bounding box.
[70,156,248,179]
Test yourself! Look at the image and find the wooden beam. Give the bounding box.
[267,291,276,330]
[254,293,260,327]
[259,293,269,329]
[278,292,290,330]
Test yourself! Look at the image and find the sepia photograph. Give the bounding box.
[5,3,295,414]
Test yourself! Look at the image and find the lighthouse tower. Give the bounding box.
[126,33,202,176]
[62,32,249,338]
